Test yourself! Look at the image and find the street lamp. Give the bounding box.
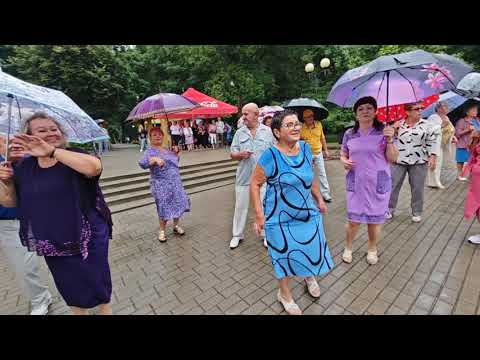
[304,62,319,95]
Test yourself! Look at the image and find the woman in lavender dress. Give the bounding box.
[0,112,113,315]
[139,127,190,242]
[340,97,398,265]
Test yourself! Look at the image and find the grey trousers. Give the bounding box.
[388,163,428,216]
[0,220,51,307]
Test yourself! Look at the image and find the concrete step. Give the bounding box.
[100,158,235,184]
[101,161,237,190]
[105,173,237,207]
[108,178,236,214]
[102,166,237,198]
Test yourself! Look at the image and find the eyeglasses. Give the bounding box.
[408,107,424,112]
[281,122,303,129]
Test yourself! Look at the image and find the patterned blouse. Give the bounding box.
[395,118,439,165]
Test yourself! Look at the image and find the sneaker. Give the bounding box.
[30,297,52,315]
[229,237,242,249]
[342,248,353,264]
[263,238,268,248]
[366,250,378,265]
[458,177,468,181]
[412,215,422,223]
[385,211,393,219]
[323,196,333,203]
[468,234,480,244]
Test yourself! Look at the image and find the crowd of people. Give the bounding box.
[0,94,479,316]
[139,117,234,153]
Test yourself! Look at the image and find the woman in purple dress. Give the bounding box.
[139,127,190,242]
[0,112,113,315]
[340,97,398,265]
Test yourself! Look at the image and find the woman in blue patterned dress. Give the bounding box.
[251,110,334,315]
[139,127,190,242]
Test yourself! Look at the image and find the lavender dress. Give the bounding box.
[139,147,190,220]
[342,127,391,224]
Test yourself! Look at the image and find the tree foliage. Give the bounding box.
[0,44,477,140]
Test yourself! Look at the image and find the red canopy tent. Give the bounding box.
[153,87,238,120]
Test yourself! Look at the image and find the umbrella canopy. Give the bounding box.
[259,105,284,116]
[126,92,200,122]
[444,98,480,125]
[421,91,468,118]
[153,88,237,120]
[376,94,439,122]
[0,71,108,144]
[455,72,480,98]
[281,98,329,121]
[327,50,473,109]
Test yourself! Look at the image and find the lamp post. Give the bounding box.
[304,62,318,96]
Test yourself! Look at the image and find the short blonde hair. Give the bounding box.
[22,112,68,148]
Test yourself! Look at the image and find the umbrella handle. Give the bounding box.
[5,94,14,161]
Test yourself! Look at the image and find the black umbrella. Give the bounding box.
[281,98,329,122]
[446,98,480,126]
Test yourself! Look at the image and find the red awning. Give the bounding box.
[154,87,238,120]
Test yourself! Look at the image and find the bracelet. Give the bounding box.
[386,139,394,144]
[48,147,56,158]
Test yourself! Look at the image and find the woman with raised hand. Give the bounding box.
[0,112,113,315]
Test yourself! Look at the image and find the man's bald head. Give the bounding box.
[242,103,260,129]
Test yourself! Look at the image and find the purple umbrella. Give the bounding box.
[126,93,200,122]
[327,50,473,110]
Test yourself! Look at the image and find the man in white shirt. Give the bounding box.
[229,103,274,249]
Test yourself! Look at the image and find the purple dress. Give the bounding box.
[13,148,112,308]
[342,127,391,224]
[139,147,190,220]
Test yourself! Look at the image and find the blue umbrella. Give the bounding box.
[0,70,108,154]
[421,91,468,118]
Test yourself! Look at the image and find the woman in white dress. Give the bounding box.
[426,101,456,189]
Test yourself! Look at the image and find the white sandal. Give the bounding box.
[158,230,167,242]
[342,248,353,264]
[305,277,321,298]
[173,225,185,235]
[366,250,378,265]
[277,291,302,315]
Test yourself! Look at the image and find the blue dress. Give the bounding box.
[258,141,334,279]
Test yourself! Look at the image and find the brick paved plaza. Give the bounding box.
[1,146,479,315]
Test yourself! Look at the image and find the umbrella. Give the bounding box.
[281,98,329,121]
[259,105,284,116]
[421,91,468,118]
[0,71,109,160]
[327,50,473,114]
[376,94,439,122]
[126,93,200,122]
[455,72,480,98]
[444,98,480,126]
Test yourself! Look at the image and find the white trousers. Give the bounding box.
[209,133,217,145]
[312,153,331,198]
[232,184,266,240]
[0,220,51,307]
